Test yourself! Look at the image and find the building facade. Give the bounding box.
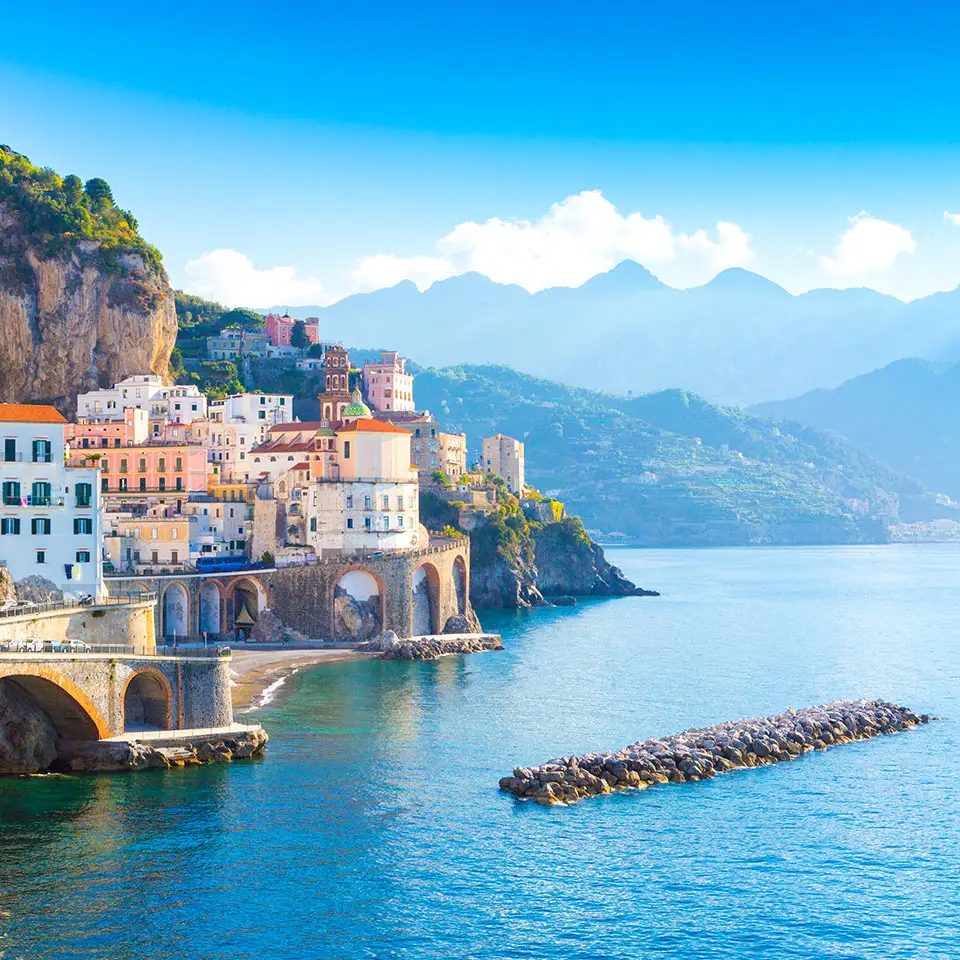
[76,375,208,424]
[0,404,103,597]
[482,434,525,494]
[319,345,353,421]
[363,351,415,413]
[265,314,320,348]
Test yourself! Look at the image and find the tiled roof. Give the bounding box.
[336,419,411,435]
[0,403,68,424]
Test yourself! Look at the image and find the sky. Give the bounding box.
[3,0,960,305]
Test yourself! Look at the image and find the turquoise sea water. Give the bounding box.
[1,546,958,960]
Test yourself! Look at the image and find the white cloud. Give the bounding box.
[820,212,916,275]
[352,191,755,294]
[351,253,454,293]
[677,221,755,270]
[183,249,330,307]
[944,211,960,226]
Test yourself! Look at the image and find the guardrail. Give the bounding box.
[0,592,157,620]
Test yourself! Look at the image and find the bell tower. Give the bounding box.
[320,345,353,421]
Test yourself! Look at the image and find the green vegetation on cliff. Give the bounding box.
[415,364,926,545]
[0,146,162,273]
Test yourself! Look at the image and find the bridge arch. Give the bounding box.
[333,568,385,641]
[198,579,225,636]
[122,668,173,733]
[228,577,265,637]
[0,665,110,740]
[161,580,190,640]
[413,561,441,635]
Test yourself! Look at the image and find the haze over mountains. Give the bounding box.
[750,358,960,501]
[271,261,960,406]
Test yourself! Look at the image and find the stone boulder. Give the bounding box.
[442,612,483,634]
[0,678,59,773]
[249,609,309,644]
[334,595,380,642]
[15,575,62,604]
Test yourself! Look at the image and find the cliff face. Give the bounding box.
[533,520,652,597]
[469,550,546,609]
[0,205,177,412]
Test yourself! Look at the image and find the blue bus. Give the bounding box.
[195,556,255,574]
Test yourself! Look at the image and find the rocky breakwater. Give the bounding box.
[499,700,933,806]
[362,630,503,661]
[56,728,269,774]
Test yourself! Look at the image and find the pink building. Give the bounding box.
[65,407,148,451]
[265,314,320,348]
[70,444,209,495]
[363,351,415,413]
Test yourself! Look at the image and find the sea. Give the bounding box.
[1,546,958,959]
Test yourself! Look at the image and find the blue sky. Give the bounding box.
[3,1,960,304]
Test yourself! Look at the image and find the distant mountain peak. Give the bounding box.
[699,267,789,295]
[573,259,666,293]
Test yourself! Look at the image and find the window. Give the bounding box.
[398,516,404,528]
[31,517,51,535]
[382,495,389,509]
[1,518,20,535]
[31,482,52,506]
[139,478,146,492]
[151,528,159,539]
[258,410,266,420]
[138,458,146,472]
[345,495,353,508]
[364,495,371,509]
[347,518,354,529]
[74,518,93,535]
[171,551,178,565]
[159,477,166,491]
[76,550,91,563]
[171,528,178,539]
[3,439,15,462]
[2,481,20,505]
[382,516,390,531]
[120,458,128,473]
[344,441,351,459]
[101,478,108,492]
[397,495,404,510]
[310,518,317,532]
[364,517,371,530]
[36,550,45,564]
[119,478,128,491]
[158,457,166,472]
[32,440,52,463]
[175,457,182,472]
[76,483,92,507]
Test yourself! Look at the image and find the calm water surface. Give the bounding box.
[1,546,958,959]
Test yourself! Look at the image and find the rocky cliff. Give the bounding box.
[0,214,177,410]
[0,147,177,412]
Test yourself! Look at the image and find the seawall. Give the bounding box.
[499,699,933,805]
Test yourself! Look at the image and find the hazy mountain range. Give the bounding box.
[269,262,960,406]
[750,358,960,500]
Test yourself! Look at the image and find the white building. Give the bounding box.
[76,374,207,424]
[205,394,295,483]
[208,393,293,431]
[482,434,525,495]
[0,404,103,597]
[304,418,421,555]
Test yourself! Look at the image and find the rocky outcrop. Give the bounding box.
[0,679,59,773]
[442,611,483,634]
[55,728,268,773]
[333,593,381,641]
[0,204,177,411]
[0,567,14,604]
[500,700,933,805]
[469,550,547,609]
[533,519,658,597]
[379,634,503,661]
[249,608,309,644]
[14,575,62,604]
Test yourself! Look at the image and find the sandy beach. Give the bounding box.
[230,648,376,711]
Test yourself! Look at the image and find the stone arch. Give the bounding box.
[0,665,110,740]
[122,668,173,733]
[333,568,384,642]
[229,577,265,638]
[198,579,224,636]
[453,555,467,616]
[413,562,441,635]
[161,580,190,640]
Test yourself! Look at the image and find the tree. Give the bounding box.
[84,177,114,206]
[307,342,325,359]
[63,174,83,205]
[290,320,309,353]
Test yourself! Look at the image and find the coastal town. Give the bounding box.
[0,321,537,773]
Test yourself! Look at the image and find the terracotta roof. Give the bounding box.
[272,421,321,432]
[336,419,411,435]
[0,404,67,424]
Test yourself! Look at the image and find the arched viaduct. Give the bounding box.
[106,536,474,643]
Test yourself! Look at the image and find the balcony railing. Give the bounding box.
[2,495,66,508]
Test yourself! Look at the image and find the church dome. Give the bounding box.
[342,391,372,419]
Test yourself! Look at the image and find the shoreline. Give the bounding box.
[230,648,376,712]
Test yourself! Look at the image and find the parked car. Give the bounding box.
[0,599,19,612]
[61,639,91,653]
[11,637,45,653]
